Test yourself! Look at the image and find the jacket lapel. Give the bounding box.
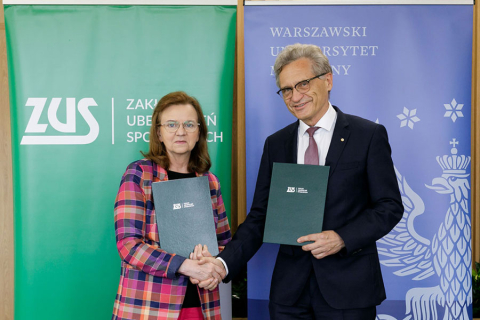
[325,106,350,177]
[285,121,299,164]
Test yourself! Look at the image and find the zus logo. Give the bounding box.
[173,204,182,210]
[287,187,296,193]
[21,98,99,145]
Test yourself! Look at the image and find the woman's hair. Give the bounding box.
[142,91,211,173]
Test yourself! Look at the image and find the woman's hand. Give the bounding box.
[178,258,224,284]
[187,244,219,291]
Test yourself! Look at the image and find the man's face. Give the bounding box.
[278,57,332,126]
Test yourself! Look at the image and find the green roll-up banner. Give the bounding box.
[4,5,235,320]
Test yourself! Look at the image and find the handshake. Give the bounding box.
[178,244,226,291]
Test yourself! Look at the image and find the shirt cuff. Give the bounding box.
[216,257,229,276]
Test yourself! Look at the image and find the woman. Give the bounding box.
[112,91,231,320]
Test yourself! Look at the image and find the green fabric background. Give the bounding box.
[5,5,235,319]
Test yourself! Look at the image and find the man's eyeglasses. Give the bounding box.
[276,73,328,100]
[159,121,200,133]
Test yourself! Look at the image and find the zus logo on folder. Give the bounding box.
[287,187,296,193]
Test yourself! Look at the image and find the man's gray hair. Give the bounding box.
[274,43,332,88]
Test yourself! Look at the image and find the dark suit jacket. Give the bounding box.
[219,106,403,309]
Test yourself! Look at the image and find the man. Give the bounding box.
[199,43,404,319]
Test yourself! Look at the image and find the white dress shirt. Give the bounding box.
[297,103,337,166]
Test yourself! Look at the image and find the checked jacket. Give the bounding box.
[112,159,231,320]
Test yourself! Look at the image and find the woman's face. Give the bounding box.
[157,104,200,159]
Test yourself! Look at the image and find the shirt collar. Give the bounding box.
[299,102,336,135]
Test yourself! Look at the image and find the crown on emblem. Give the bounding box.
[436,139,470,174]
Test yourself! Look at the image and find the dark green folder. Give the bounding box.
[152,176,218,258]
[263,162,329,246]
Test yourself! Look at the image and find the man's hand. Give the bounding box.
[178,256,224,289]
[297,230,345,259]
[190,244,213,261]
[192,257,226,290]
[187,245,224,291]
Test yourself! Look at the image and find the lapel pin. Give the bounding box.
[341,138,345,142]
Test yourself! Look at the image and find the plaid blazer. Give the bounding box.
[112,159,231,320]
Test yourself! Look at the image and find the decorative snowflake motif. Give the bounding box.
[444,99,464,122]
[397,107,420,129]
